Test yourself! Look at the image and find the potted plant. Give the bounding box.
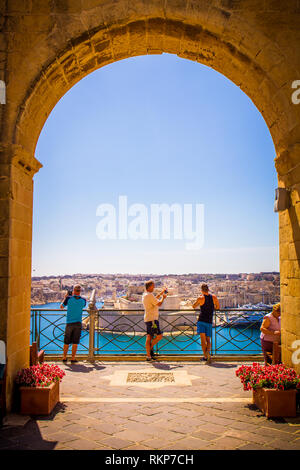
[236,363,300,418]
[16,363,65,415]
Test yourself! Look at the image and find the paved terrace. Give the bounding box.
[1,361,300,450]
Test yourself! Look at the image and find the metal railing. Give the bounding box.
[31,294,272,358]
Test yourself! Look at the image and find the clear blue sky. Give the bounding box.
[32,53,279,276]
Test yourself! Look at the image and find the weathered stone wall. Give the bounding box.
[0,0,300,408]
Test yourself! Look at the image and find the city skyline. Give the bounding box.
[31,271,280,308]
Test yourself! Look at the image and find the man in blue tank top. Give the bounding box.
[193,284,219,363]
[60,284,86,363]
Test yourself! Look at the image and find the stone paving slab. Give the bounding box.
[0,361,300,450]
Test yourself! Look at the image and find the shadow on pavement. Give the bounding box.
[150,362,184,371]
[0,418,58,450]
[64,363,106,373]
[208,362,238,369]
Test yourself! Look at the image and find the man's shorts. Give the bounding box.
[145,320,163,337]
[64,322,82,345]
[197,321,212,337]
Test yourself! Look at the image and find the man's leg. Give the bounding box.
[200,333,207,358]
[206,336,212,363]
[150,334,163,350]
[63,344,69,360]
[63,324,71,361]
[70,323,81,362]
[71,344,78,361]
[146,334,152,358]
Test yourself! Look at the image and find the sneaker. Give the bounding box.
[150,349,157,358]
[71,359,79,364]
[206,353,212,364]
[62,358,68,363]
[200,357,208,362]
[146,357,153,362]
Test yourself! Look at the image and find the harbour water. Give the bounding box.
[31,302,263,356]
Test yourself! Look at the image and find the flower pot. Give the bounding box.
[19,381,60,415]
[253,388,297,418]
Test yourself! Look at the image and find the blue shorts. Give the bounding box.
[197,321,212,337]
[145,320,163,337]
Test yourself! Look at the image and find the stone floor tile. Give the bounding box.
[79,429,112,442]
[207,436,245,450]
[228,420,261,433]
[65,438,105,450]
[129,414,161,424]
[41,431,78,443]
[113,428,151,442]
[124,444,152,450]
[60,423,90,435]
[101,437,134,449]
[223,429,274,445]
[268,439,300,450]
[191,430,219,441]
[161,437,208,450]
[257,426,296,440]
[88,422,120,434]
[196,422,228,435]
[142,438,179,449]
[238,443,270,450]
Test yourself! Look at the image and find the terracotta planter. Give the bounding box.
[19,381,60,415]
[253,388,297,418]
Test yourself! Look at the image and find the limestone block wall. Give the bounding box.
[276,144,300,372]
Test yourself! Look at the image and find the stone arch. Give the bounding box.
[1,2,300,409]
[13,16,299,158]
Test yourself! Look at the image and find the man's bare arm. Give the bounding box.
[213,295,220,310]
[193,297,204,309]
[156,288,166,299]
[157,294,167,307]
[60,293,68,309]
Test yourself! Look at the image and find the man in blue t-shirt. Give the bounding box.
[60,284,86,363]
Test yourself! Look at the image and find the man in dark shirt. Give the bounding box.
[60,284,86,363]
[193,284,219,363]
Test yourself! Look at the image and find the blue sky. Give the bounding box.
[32,53,279,276]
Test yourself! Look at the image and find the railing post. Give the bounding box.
[88,290,97,362]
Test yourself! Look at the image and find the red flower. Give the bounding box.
[236,362,300,391]
[15,363,65,387]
